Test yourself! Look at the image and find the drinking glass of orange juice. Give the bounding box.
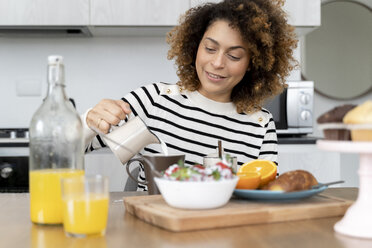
[61,175,109,237]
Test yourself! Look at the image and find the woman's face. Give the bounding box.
[195,20,250,102]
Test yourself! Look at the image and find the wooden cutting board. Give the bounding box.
[124,193,353,232]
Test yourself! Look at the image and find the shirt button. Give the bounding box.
[258,117,263,122]
[166,89,171,94]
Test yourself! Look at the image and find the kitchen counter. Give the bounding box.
[278,136,318,144]
[1,188,371,248]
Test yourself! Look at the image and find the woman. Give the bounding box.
[82,0,297,190]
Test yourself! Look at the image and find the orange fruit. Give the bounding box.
[235,172,261,190]
[238,160,277,188]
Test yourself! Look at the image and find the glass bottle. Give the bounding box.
[29,55,85,225]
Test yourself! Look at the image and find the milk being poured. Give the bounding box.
[159,138,169,156]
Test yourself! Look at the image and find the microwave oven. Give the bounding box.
[264,81,314,136]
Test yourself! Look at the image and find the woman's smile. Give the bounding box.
[205,71,227,81]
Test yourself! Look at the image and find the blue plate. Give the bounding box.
[233,185,328,201]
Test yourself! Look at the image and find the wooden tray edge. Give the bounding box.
[123,194,354,232]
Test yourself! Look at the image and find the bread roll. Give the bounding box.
[263,170,318,192]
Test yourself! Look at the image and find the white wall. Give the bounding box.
[0,36,178,128]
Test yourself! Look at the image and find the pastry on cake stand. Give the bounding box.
[317,140,372,239]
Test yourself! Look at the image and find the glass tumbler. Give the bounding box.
[61,175,109,237]
[203,155,238,173]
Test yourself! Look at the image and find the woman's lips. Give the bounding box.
[206,71,226,82]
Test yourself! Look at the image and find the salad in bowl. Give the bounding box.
[154,159,238,210]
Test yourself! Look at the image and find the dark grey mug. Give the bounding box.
[126,154,185,195]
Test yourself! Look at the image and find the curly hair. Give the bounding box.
[166,0,298,113]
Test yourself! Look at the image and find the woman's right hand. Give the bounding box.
[86,99,132,134]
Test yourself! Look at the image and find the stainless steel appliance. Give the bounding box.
[0,128,29,192]
[264,81,314,136]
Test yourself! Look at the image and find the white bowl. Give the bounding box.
[154,177,239,209]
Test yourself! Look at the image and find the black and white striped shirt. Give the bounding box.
[85,82,278,191]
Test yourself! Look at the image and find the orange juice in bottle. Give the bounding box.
[29,169,84,224]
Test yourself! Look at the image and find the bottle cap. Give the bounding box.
[48,55,64,65]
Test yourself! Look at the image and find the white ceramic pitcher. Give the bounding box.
[101,116,160,164]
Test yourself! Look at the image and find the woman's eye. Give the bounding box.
[228,54,240,61]
[205,47,216,52]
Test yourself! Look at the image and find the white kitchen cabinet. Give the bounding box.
[91,0,190,26]
[84,144,359,192]
[190,0,320,28]
[85,148,129,192]
[0,0,320,37]
[85,144,359,192]
[0,0,89,25]
[278,144,359,187]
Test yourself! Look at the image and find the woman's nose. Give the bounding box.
[211,52,225,69]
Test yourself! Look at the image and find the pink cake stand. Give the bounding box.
[317,140,372,239]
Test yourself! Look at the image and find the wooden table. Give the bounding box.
[1,188,371,248]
